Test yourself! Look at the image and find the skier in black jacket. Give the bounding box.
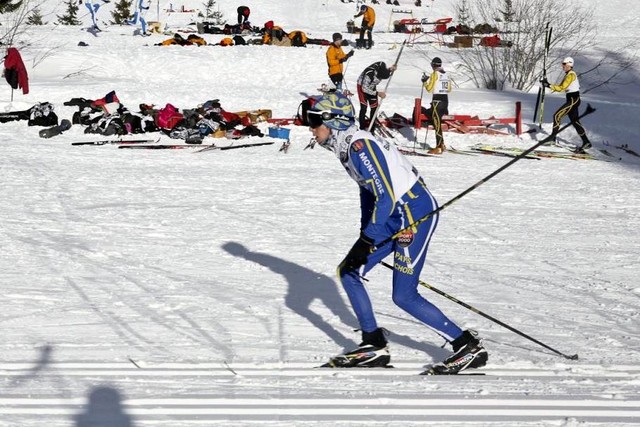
[356,61,396,130]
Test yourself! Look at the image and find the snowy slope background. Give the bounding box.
[1,0,639,425]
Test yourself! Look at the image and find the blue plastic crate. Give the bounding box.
[268,126,291,139]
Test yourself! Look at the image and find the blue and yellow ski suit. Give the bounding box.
[337,129,463,341]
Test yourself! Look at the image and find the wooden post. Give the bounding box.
[414,97,422,129]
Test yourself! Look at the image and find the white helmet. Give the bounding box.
[562,57,574,67]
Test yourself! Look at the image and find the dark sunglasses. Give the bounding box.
[307,110,332,128]
[307,110,353,129]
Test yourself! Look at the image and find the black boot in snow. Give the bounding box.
[322,328,391,368]
[421,330,488,375]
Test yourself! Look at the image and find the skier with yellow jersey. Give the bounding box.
[541,57,592,153]
[421,57,451,154]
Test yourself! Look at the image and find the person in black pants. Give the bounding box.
[420,57,450,154]
[356,61,396,130]
[541,57,592,153]
[354,5,375,49]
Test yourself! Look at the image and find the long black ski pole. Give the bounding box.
[534,23,552,126]
[379,261,579,360]
[374,104,596,249]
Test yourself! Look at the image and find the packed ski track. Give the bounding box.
[1,0,639,426]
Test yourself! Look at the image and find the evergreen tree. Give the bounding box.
[499,0,515,23]
[57,0,81,26]
[26,7,45,25]
[456,0,471,27]
[201,0,225,24]
[112,0,132,25]
[0,0,23,14]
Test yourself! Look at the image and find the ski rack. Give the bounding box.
[412,98,523,135]
[388,9,414,32]
[394,17,452,46]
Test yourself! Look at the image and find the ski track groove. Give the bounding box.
[3,359,640,423]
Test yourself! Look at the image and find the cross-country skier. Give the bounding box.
[307,92,488,375]
[84,0,109,31]
[356,61,396,130]
[541,57,592,153]
[420,57,450,154]
[125,0,150,36]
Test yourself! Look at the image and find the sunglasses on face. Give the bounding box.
[306,110,333,128]
[307,110,353,129]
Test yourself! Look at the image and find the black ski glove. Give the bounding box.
[340,51,354,63]
[341,233,374,271]
[421,73,428,83]
[540,78,550,88]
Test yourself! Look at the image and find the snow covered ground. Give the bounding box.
[1,0,639,425]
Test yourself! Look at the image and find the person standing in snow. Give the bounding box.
[125,0,150,36]
[307,92,488,375]
[84,0,109,31]
[326,33,354,92]
[420,56,450,154]
[237,6,250,25]
[354,4,375,49]
[541,57,592,153]
[356,61,396,130]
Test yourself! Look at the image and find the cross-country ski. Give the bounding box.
[1,1,638,426]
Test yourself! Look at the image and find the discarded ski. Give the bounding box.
[472,147,540,160]
[119,144,212,150]
[72,137,160,146]
[397,148,440,158]
[196,141,275,153]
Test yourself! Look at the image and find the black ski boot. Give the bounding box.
[421,330,488,375]
[322,328,390,368]
[574,140,592,154]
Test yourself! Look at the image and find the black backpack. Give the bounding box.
[296,97,318,126]
[28,102,58,127]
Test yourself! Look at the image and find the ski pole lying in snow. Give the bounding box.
[374,103,596,250]
[379,261,579,360]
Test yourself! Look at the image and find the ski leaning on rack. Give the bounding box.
[532,23,552,127]
[374,112,439,158]
[71,137,160,146]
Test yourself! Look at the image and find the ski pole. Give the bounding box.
[537,25,553,127]
[378,261,579,360]
[342,55,352,93]
[367,40,407,132]
[374,104,596,249]
[535,23,553,126]
[414,79,425,151]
